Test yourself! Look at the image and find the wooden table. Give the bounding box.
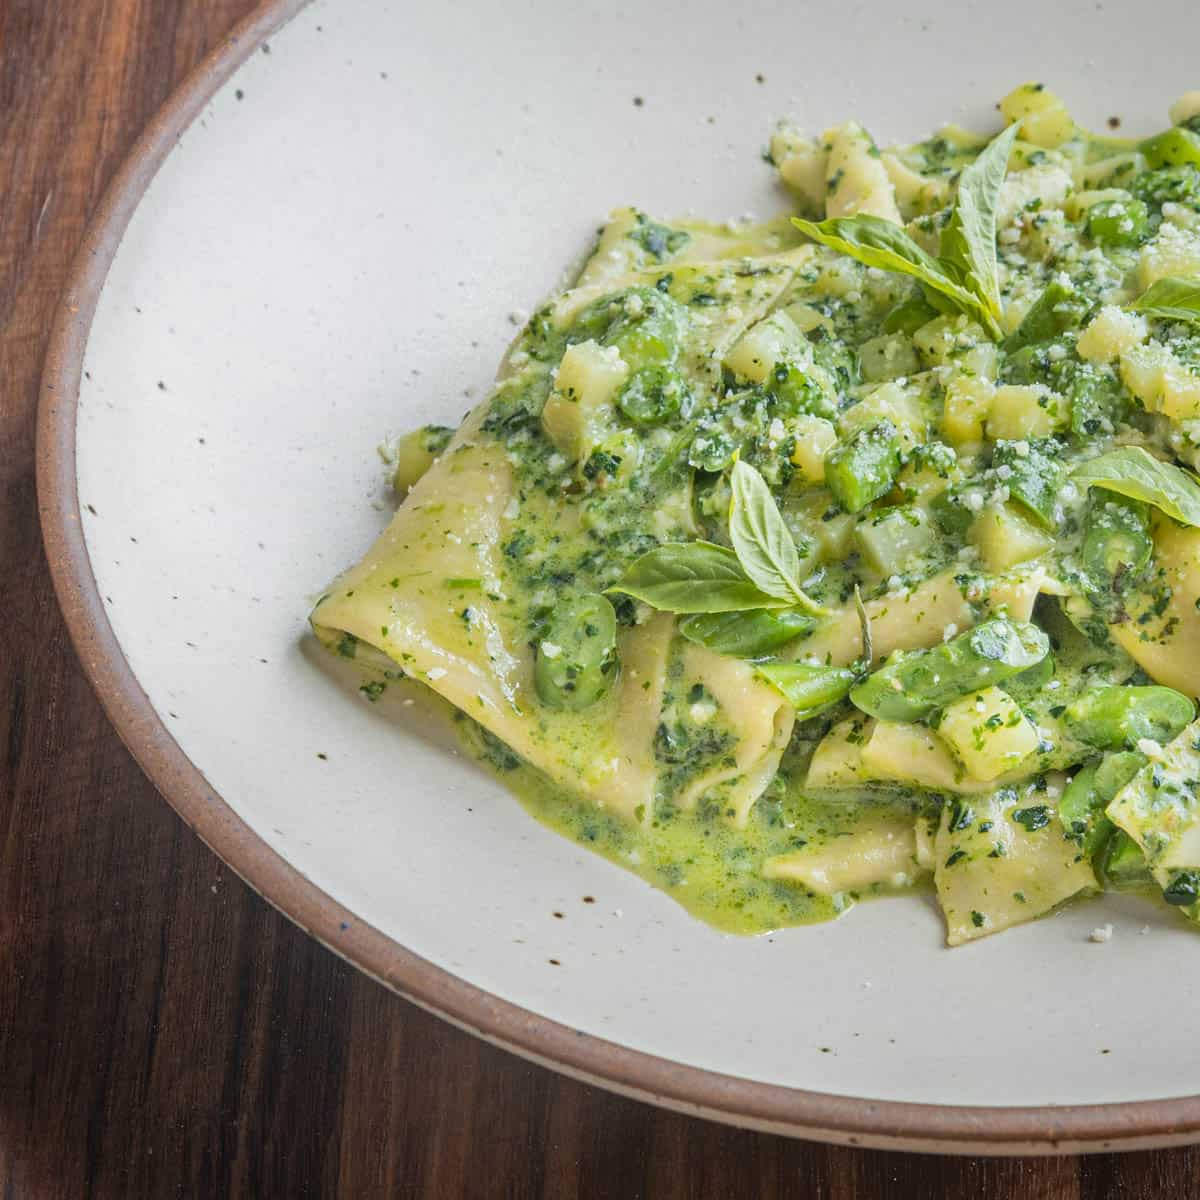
[1,3,1196,1195]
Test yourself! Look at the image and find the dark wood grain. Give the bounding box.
[2,2,1199,1196]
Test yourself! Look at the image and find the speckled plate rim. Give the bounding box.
[33,0,1200,1155]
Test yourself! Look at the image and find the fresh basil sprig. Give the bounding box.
[792,125,1018,340]
[611,462,825,618]
[1130,276,1200,327]
[937,124,1020,325]
[1072,446,1200,527]
[728,461,824,615]
[609,541,788,613]
[790,214,991,334]
[678,609,815,657]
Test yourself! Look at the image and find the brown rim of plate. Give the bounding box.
[33,0,1200,1155]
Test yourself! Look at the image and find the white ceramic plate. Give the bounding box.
[39,0,1200,1152]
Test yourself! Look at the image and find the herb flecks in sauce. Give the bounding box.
[313,85,1200,946]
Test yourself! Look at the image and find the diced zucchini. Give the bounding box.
[991,439,1065,528]
[969,504,1054,573]
[789,414,838,483]
[937,686,1040,781]
[723,310,808,383]
[1000,83,1077,149]
[1076,306,1148,364]
[996,164,1073,227]
[771,126,828,212]
[1137,224,1200,289]
[857,332,921,383]
[822,120,901,223]
[838,381,927,451]
[825,422,904,514]
[1099,830,1153,891]
[541,340,628,462]
[855,505,934,575]
[986,384,1069,440]
[941,375,995,446]
[1169,93,1200,127]
[1119,343,1200,421]
[787,489,856,561]
[1064,187,1132,221]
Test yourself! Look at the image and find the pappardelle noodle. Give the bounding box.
[311,85,1200,945]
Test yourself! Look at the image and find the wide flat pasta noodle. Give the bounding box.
[671,644,794,827]
[313,242,814,822]
[794,566,1044,668]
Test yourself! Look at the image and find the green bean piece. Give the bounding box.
[616,365,690,425]
[929,480,988,537]
[1059,763,1105,853]
[678,609,815,658]
[1004,278,1089,353]
[850,618,1050,722]
[1059,750,1146,857]
[1100,830,1153,891]
[534,593,619,710]
[767,362,836,420]
[824,421,903,514]
[571,286,687,368]
[1082,494,1152,592]
[991,439,1065,528]
[687,427,737,473]
[1003,339,1069,387]
[1068,364,1129,439]
[1095,749,1149,802]
[756,662,857,722]
[1002,649,1056,701]
[1140,127,1200,169]
[1064,686,1195,751]
[1085,197,1150,247]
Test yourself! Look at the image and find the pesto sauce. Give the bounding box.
[469,738,845,934]
[316,86,1200,946]
[456,712,935,934]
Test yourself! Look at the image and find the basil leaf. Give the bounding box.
[938,124,1019,325]
[1072,447,1200,526]
[678,609,815,657]
[791,213,997,337]
[729,461,824,614]
[756,662,857,721]
[1130,276,1200,326]
[610,541,788,613]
